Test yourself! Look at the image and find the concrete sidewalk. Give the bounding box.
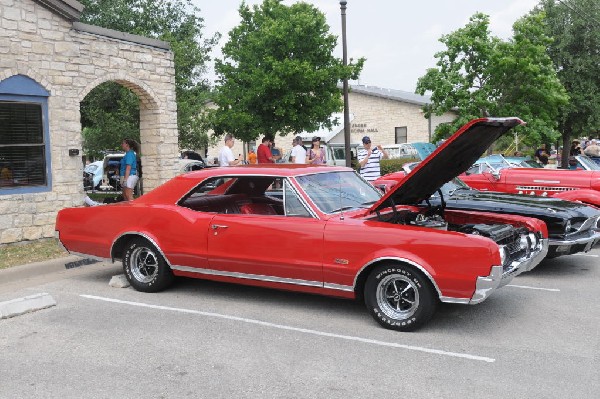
[0,255,113,295]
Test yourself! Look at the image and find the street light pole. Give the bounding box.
[340,0,351,167]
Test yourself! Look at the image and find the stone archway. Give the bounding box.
[78,73,176,192]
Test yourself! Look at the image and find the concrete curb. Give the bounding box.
[0,293,57,319]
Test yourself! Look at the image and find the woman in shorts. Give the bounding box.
[120,138,139,201]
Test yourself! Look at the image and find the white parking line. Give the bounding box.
[506,285,560,292]
[80,294,495,363]
[572,253,599,258]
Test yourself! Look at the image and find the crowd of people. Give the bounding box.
[534,137,600,168]
[217,134,333,166]
[216,134,389,181]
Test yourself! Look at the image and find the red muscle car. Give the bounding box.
[460,155,600,207]
[56,118,547,331]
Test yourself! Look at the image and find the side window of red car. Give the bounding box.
[283,180,312,218]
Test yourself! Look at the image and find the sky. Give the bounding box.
[193,0,540,92]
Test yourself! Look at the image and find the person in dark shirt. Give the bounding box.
[534,144,549,166]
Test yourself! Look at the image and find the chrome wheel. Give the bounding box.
[129,246,159,283]
[376,274,420,320]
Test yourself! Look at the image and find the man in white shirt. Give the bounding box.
[358,136,389,181]
[290,136,307,164]
[219,133,240,167]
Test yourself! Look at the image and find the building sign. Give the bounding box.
[350,123,379,134]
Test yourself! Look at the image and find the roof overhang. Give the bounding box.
[34,0,84,21]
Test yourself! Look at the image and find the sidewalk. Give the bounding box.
[0,255,112,295]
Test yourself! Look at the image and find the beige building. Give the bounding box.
[0,0,179,244]
[207,84,456,161]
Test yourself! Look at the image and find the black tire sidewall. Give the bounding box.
[123,238,173,292]
[364,264,436,331]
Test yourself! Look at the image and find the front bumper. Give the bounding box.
[469,238,549,304]
[548,231,600,257]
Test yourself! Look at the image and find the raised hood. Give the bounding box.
[369,117,525,213]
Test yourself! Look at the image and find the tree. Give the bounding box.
[540,0,600,166]
[78,0,218,154]
[80,82,139,158]
[416,12,568,147]
[211,0,364,142]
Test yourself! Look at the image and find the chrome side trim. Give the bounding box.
[323,282,354,292]
[109,231,173,267]
[352,257,443,298]
[439,296,470,304]
[171,265,324,288]
[69,252,112,263]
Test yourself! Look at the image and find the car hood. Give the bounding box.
[448,189,600,220]
[369,117,525,213]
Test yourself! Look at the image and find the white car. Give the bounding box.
[83,161,103,189]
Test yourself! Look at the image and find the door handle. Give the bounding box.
[211,224,229,230]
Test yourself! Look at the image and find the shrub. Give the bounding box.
[355,156,421,174]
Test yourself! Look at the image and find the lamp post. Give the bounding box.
[340,0,351,167]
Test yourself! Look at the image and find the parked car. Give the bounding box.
[504,156,543,168]
[459,154,600,207]
[569,155,600,171]
[83,161,104,190]
[176,159,208,174]
[375,164,600,259]
[56,118,548,331]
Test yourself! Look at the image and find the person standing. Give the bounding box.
[271,140,283,163]
[257,136,276,163]
[534,144,549,166]
[307,136,326,164]
[248,149,257,164]
[584,139,600,157]
[291,136,307,164]
[219,133,241,167]
[357,136,389,182]
[120,138,139,201]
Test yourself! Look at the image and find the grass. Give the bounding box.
[0,238,68,270]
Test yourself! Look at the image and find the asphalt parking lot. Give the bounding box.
[1,246,599,399]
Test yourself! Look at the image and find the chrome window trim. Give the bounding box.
[352,257,443,298]
[109,231,173,267]
[284,178,318,219]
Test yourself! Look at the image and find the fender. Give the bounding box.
[553,189,600,208]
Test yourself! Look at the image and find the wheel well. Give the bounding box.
[111,234,143,261]
[353,259,440,301]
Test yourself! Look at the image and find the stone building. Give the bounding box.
[206,84,456,161]
[0,0,178,244]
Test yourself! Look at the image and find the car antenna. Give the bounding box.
[339,172,344,221]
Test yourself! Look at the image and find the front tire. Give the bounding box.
[123,238,174,292]
[364,263,437,331]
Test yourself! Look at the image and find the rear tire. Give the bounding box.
[364,263,437,331]
[123,237,174,293]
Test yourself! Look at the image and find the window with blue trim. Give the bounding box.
[0,75,51,194]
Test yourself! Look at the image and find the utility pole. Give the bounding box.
[340,1,351,167]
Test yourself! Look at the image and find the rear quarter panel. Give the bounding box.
[56,203,210,266]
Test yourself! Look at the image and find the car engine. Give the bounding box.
[380,208,539,273]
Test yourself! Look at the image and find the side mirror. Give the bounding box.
[491,169,501,180]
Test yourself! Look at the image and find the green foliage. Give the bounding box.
[78,0,218,153]
[416,12,568,146]
[211,0,364,142]
[80,82,139,158]
[540,0,600,162]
